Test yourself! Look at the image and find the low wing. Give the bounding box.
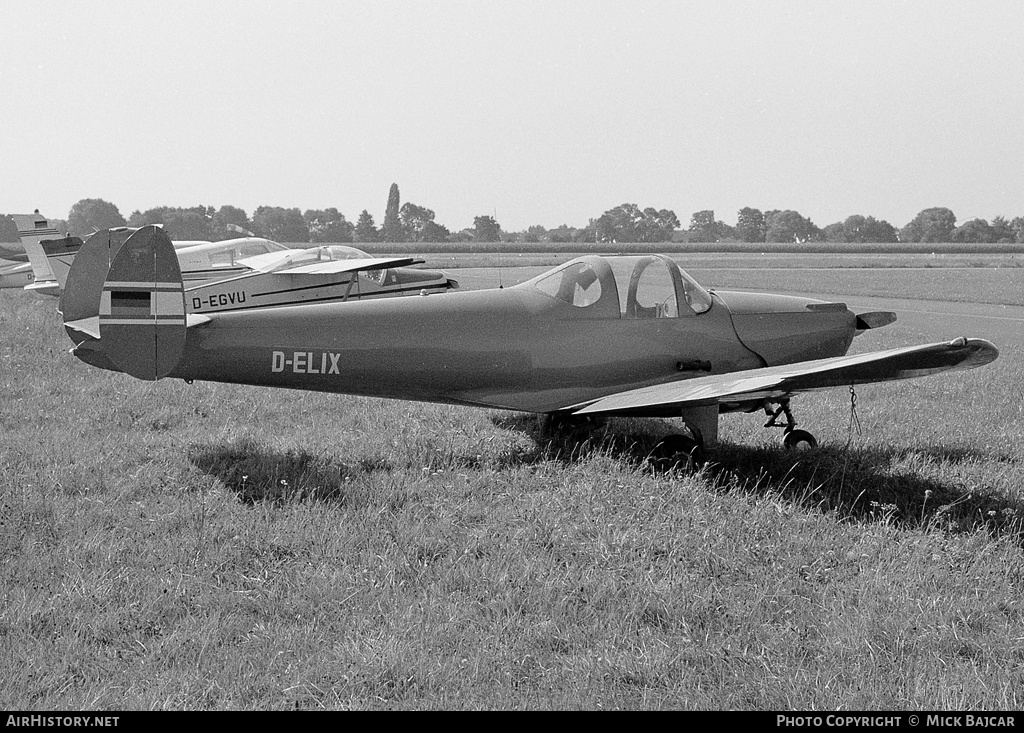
[570,338,999,418]
[236,251,421,275]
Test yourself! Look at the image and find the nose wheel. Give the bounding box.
[765,399,818,450]
[782,429,817,450]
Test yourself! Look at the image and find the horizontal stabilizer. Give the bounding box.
[570,337,999,418]
[66,312,210,342]
[64,316,100,340]
[855,311,897,330]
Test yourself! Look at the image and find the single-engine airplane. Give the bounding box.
[26,225,457,319]
[62,226,998,465]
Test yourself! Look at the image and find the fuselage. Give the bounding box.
[75,254,860,414]
[0,243,25,262]
[170,286,762,411]
[0,260,34,289]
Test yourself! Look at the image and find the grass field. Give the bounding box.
[1,254,1022,710]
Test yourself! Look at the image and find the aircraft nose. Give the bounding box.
[715,290,858,366]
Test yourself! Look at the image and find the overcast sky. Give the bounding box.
[2,0,1021,232]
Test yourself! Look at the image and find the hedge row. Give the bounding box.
[295,241,1024,255]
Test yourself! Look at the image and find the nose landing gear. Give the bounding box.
[764,399,818,450]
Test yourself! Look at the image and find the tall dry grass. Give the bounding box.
[1,257,1021,710]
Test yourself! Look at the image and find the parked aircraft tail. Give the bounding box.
[38,236,84,293]
[11,211,64,296]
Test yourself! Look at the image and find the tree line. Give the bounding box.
[681,207,1024,245]
[2,186,1023,245]
[0,184,502,245]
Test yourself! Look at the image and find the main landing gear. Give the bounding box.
[764,399,818,450]
[540,414,607,443]
[648,430,706,472]
[543,397,819,473]
[543,413,708,471]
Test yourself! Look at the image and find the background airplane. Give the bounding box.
[61,226,998,466]
[24,223,457,314]
[182,244,459,315]
[9,211,275,297]
[8,212,66,295]
[17,222,261,297]
[58,227,458,343]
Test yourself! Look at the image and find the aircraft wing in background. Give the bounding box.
[236,247,421,275]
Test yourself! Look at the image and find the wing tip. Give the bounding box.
[954,336,999,367]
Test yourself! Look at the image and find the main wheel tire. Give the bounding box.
[650,434,706,471]
[783,429,818,450]
[542,414,606,442]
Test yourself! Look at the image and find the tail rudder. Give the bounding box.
[40,236,84,293]
[11,211,63,295]
[99,225,187,380]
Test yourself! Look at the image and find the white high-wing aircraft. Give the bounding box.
[19,214,456,308]
[25,221,457,345]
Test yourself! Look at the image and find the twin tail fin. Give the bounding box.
[64,225,187,380]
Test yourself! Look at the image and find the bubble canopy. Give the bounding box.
[523,254,713,318]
